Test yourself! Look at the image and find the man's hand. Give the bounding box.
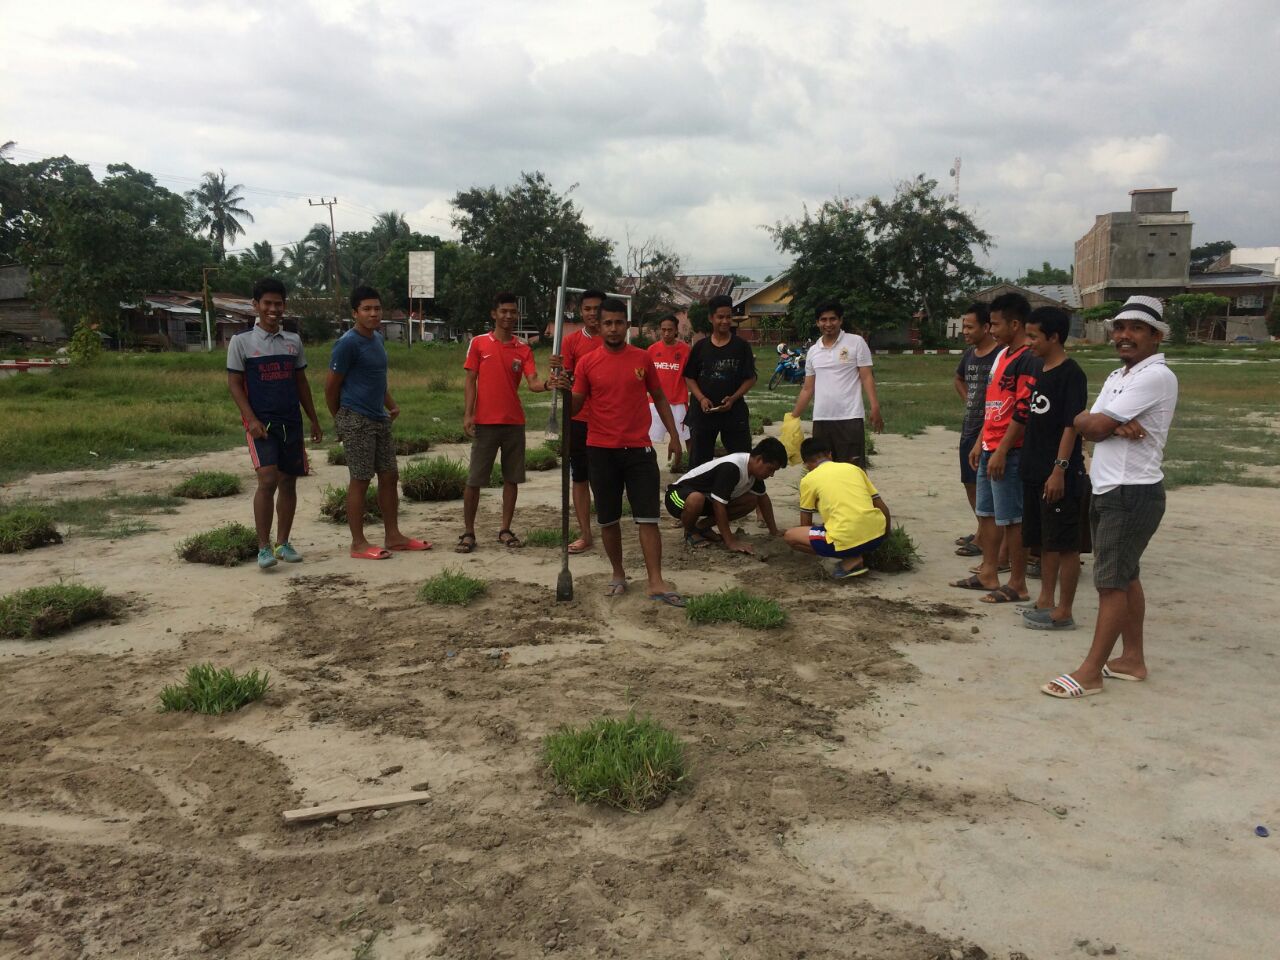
[869,406,885,433]
[309,419,324,443]
[724,537,754,555]
[387,405,400,421]
[547,371,570,392]
[700,396,715,413]
[987,449,1007,481]
[1043,470,1064,503]
[548,354,563,372]
[463,414,476,438]
[1114,420,1147,441]
[719,394,737,411]
[667,437,682,465]
[246,418,267,440]
[968,443,982,472]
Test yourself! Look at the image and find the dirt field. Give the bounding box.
[2,427,1277,960]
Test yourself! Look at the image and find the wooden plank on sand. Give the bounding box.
[281,791,431,824]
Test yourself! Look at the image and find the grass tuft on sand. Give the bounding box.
[0,583,113,639]
[0,506,63,553]
[394,435,432,456]
[172,471,241,499]
[402,457,468,501]
[158,663,270,715]
[327,445,347,466]
[524,527,580,548]
[319,484,381,523]
[685,587,787,629]
[418,567,486,606]
[543,712,688,812]
[865,524,920,572]
[526,444,559,471]
[176,523,258,566]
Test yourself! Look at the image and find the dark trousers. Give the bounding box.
[687,404,751,468]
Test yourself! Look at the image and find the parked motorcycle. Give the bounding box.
[768,348,806,389]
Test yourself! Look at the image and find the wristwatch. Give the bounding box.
[1053,458,1070,470]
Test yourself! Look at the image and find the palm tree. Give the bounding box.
[0,141,15,161]
[370,210,410,250]
[282,238,326,292]
[244,240,275,274]
[187,169,254,259]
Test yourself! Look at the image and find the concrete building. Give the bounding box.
[1207,246,1280,276]
[962,282,1085,339]
[1074,188,1193,308]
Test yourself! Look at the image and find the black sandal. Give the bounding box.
[498,529,523,548]
[455,532,477,554]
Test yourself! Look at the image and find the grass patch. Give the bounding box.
[543,712,688,812]
[394,435,432,456]
[865,524,920,572]
[417,567,487,606]
[327,445,347,466]
[172,471,241,499]
[0,583,113,639]
[526,443,559,471]
[685,587,787,629]
[402,457,468,501]
[524,527,580,548]
[319,483,382,523]
[0,506,63,553]
[176,522,258,566]
[158,663,270,715]
[35,492,182,540]
[543,436,561,455]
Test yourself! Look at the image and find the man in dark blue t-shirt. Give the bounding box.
[227,277,324,570]
[326,286,428,559]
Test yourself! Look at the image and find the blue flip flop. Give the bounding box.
[648,592,686,608]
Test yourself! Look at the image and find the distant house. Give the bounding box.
[1206,246,1280,277]
[1185,271,1280,340]
[1074,188,1193,308]
[0,265,62,342]
[965,282,1086,339]
[731,275,791,344]
[613,274,739,339]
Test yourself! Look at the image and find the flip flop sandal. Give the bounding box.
[567,538,592,554]
[685,531,712,549]
[954,542,983,557]
[647,592,686,607]
[951,575,995,591]
[1041,674,1101,699]
[455,533,477,554]
[832,563,869,579]
[980,585,1029,604]
[498,529,523,548]
[954,533,976,546]
[971,563,1010,574]
[1102,665,1145,682]
[1023,614,1075,630]
[351,546,393,560]
[605,580,627,597]
[388,538,431,551]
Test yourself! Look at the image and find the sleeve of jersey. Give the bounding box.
[643,357,664,400]
[740,340,757,378]
[522,345,537,378]
[1012,356,1037,424]
[463,339,481,373]
[855,336,873,367]
[955,354,965,378]
[295,339,309,371]
[226,336,244,373]
[563,336,578,374]
[682,341,701,380]
[798,474,817,512]
[573,353,592,402]
[329,337,353,375]
[1100,371,1167,424]
[709,465,737,504]
[1064,364,1088,421]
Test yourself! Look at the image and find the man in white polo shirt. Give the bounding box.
[1041,296,1178,699]
[789,301,883,469]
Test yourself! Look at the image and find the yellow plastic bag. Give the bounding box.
[780,413,804,466]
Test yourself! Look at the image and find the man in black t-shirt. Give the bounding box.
[953,302,999,556]
[1021,306,1089,631]
[682,294,757,468]
[665,438,785,554]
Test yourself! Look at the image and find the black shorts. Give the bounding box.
[247,420,309,477]
[959,428,980,485]
[686,404,751,468]
[587,446,660,526]
[569,419,589,483]
[1022,479,1092,554]
[813,418,867,469]
[1090,482,1165,590]
[664,483,714,520]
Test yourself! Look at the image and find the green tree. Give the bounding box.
[1167,292,1229,344]
[1017,261,1073,285]
[1081,300,1123,323]
[1190,240,1235,274]
[450,171,616,333]
[281,239,324,292]
[187,169,254,260]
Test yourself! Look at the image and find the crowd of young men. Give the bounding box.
[228,277,1179,699]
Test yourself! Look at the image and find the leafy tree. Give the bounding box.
[1017,261,1073,285]
[450,171,616,332]
[1167,292,1229,344]
[1081,300,1123,323]
[688,301,710,335]
[1190,240,1235,274]
[187,169,254,260]
[624,234,682,325]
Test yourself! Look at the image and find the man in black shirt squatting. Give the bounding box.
[682,294,757,468]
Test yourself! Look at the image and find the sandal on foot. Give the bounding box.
[1102,665,1145,682]
[951,574,995,591]
[1023,614,1075,630]
[568,538,592,555]
[832,562,869,580]
[1041,674,1101,699]
[954,542,982,557]
[685,530,713,549]
[971,563,1010,574]
[980,585,1029,604]
[388,538,431,551]
[351,546,392,560]
[605,580,627,597]
[647,591,686,607]
[498,529,523,548]
[954,533,976,546]
[455,533,477,554]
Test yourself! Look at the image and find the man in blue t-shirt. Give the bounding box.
[227,277,324,570]
[325,286,429,559]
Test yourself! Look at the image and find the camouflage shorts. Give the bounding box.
[334,407,396,481]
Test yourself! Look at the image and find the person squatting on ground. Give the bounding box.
[325,285,429,560]
[457,292,550,553]
[1019,306,1090,631]
[1042,296,1178,699]
[952,292,1038,604]
[784,437,891,579]
[953,302,1000,559]
[682,294,757,468]
[665,438,785,554]
[789,301,883,469]
[556,289,606,555]
[550,298,686,607]
[647,314,691,471]
[226,277,324,570]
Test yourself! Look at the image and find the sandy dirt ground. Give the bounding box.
[1,427,1277,960]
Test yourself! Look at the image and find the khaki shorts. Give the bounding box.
[468,424,526,487]
[335,407,395,482]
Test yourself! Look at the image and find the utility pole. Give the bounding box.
[201,265,219,351]
[308,197,342,326]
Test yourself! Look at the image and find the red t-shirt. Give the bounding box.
[646,340,691,405]
[463,333,536,426]
[981,344,1038,451]
[574,345,663,448]
[562,328,604,423]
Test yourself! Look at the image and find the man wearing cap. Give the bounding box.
[1041,296,1178,699]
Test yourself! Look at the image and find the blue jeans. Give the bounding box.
[974,448,1023,526]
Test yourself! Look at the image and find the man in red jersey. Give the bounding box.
[458,291,550,553]
[647,314,690,470]
[555,289,606,555]
[550,298,685,607]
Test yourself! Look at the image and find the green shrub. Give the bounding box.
[402,457,469,501]
[523,527,580,548]
[543,436,562,455]
[0,506,62,553]
[418,567,486,606]
[865,524,919,572]
[394,435,432,456]
[176,523,258,566]
[543,712,688,812]
[327,445,347,466]
[526,444,560,471]
[159,663,270,715]
[319,484,381,523]
[0,583,112,639]
[685,587,787,629]
[172,471,241,499]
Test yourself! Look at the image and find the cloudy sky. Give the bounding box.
[4,0,1277,280]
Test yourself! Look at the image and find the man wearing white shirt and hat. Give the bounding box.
[1042,295,1178,699]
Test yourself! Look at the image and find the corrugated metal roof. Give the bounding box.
[1188,273,1280,288]
[1024,284,1082,308]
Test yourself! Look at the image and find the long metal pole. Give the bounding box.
[552,253,573,602]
